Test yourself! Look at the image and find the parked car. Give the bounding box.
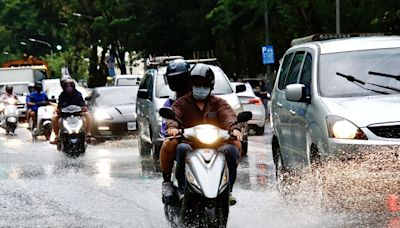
[114,74,141,86]
[87,86,139,139]
[0,81,30,120]
[231,82,266,135]
[136,62,247,160]
[271,34,400,179]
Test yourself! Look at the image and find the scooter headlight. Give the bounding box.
[63,119,83,134]
[194,125,219,144]
[7,117,17,123]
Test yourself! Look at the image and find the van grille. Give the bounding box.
[368,125,400,138]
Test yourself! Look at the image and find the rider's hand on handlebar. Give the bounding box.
[167,128,180,138]
[82,106,88,112]
[232,129,243,141]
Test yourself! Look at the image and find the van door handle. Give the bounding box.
[289,110,296,115]
[277,102,282,108]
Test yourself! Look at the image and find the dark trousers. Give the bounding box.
[176,143,239,192]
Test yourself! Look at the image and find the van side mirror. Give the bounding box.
[285,84,309,103]
[235,84,246,93]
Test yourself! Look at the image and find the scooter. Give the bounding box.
[159,108,252,228]
[30,102,55,141]
[0,97,19,135]
[57,105,86,157]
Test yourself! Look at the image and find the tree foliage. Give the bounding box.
[0,0,399,85]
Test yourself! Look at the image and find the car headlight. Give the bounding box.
[194,125,219,144]
[94,110,112,120]
[326,116,367,140]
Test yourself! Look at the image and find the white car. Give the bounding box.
[231,82,266,135]
[114,74,141,86]
[271,34,400,175]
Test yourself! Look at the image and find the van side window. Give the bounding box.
[278,53,294,90]
[300,53,312,86]
[139,73,151,90]
[284,51,305,88]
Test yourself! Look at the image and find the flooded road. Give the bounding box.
[0,125,399,227]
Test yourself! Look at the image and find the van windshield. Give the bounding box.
[155,66,233,98]
[319,48,400,97]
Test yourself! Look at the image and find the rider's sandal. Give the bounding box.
[86,134,96,143]
[50,137,59,145]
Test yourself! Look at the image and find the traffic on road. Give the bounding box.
[0,32,399,227]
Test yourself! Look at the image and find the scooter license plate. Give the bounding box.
[127,122,136,131]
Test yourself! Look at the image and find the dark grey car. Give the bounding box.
[87,86,138,139]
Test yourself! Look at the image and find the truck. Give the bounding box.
[0,65,48,84]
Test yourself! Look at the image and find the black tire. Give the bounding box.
[138,124,151,156]
[272,141,293,195]
[181,186,229,228]
[255,125,265,135]
[152,141,161,160]
[241,141,248,157]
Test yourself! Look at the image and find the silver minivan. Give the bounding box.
[136,64,246,160]
[271,35,400,173]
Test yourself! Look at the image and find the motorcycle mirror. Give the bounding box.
[159,107,176,120]
[237,111,252,123]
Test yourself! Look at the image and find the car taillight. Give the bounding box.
[249,98,262,105]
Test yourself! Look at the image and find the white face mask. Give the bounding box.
[192,86,211,100]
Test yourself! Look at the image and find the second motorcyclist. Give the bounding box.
[166,63,242,205]
[27,82,49,130]
[51,77,94,144]
[160,59,191,204]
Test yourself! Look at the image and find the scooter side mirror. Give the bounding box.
[237,111,252,123]
[159,107,176,120]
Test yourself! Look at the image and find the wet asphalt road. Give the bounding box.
[0,124,399,227]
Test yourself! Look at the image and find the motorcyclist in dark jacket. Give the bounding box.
[51,77,94,144]
[166,63,242,205]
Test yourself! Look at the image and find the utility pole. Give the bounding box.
[336,0,340,34]
[264,2,271,82]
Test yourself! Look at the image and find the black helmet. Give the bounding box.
[5,85,13,94]
[35,81,43,89]
[190,63,215,89]
[165,59,190,92]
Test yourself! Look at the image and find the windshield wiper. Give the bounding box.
[336,72,389,95]
[368,71,400,80]
[336,72,365,85]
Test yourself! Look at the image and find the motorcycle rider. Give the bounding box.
[27,82,49,129]
[26,83,35,127]
[51,77,94,144]
[166,63,242,205]
[0,85,18,122]
[160,59,191,204]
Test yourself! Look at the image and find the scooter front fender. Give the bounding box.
[186,149,227,198]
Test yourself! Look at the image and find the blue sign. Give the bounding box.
[262,45,274,64]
